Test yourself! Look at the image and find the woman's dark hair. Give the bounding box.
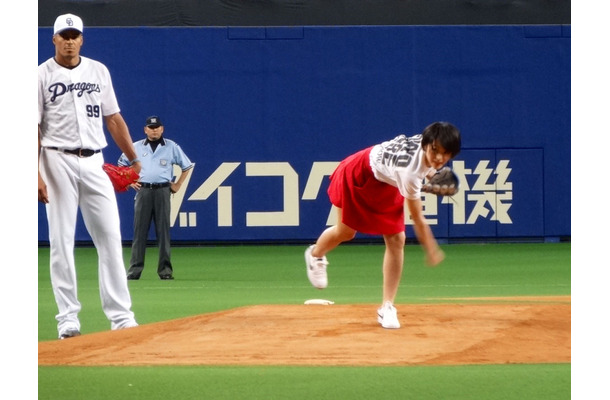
[420,121,461,157]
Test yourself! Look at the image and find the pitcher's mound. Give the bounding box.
[38,298,570,366]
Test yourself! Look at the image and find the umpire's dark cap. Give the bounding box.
[145,116,163,128]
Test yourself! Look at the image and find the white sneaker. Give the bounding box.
[305,245,328,289]
[59,328,81,340]
[377,301,400,329]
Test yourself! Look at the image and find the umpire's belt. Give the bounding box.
[47,147,101,158]
[140,182,171,189]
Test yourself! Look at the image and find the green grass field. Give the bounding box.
[38,242,571,399]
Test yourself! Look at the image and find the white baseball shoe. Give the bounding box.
[305,245,328,289]
[59,328,81,340]
[377,301,401,329]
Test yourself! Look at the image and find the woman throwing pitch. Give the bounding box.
[305,121,462,329]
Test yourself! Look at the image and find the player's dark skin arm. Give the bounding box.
[38,125,49,204]
[105,113,141,174]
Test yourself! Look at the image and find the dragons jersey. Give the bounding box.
[38,56,121,150]
[369,134,435,200]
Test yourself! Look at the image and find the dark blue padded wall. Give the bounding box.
[37,25,570,242]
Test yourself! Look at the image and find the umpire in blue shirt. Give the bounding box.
[118,116,194,280]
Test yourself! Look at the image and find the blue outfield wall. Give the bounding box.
[37,25,570,243]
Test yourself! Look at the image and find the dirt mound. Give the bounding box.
[38,297,570,366]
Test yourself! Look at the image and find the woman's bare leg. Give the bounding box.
[381,231,406,303]
[311,208,356,258]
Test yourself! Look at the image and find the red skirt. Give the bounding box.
[327,147,405,235]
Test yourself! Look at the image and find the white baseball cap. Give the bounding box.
[54,13,83,35]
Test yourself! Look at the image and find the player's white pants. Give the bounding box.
[40,149,137,336]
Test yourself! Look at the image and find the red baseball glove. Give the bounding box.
[102,163,140,192]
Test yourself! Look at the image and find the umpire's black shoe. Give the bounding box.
[159,275,174,280]
[126,274,140,280]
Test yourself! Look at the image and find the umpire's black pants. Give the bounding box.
[128,186,173,278]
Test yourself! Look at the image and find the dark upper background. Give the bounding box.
[37,1,572,242]
[38,0,570,27]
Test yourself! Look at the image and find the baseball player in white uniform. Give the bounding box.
[38,14,141,339]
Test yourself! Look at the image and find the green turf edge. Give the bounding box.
[37,243,571,400]
[38,243,571,341]
[38,363,571,400]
